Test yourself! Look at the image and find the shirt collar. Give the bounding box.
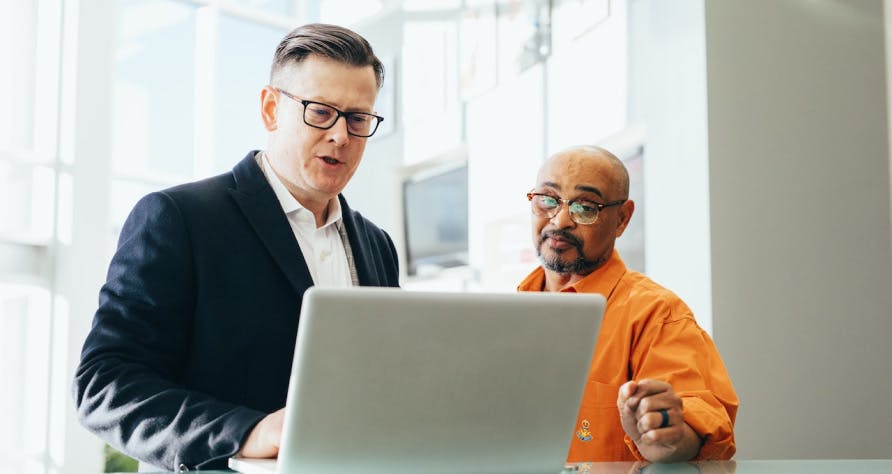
[261,152,343,229]
[517,249,628,299]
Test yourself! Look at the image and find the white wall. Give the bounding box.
[627,0,713,333]
[706,0,892,459]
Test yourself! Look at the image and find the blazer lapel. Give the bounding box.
[227,152,314,294]
[339,195,376,286]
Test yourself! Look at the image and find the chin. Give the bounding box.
[308,176,347,193]
[538,249,601,275]
[537,249,569,270]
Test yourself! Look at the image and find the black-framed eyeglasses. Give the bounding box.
[527,191,626,225]
[274,87,384,138]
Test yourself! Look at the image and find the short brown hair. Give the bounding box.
[271,23,384,88]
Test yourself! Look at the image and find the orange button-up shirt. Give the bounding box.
[518,250,738,462]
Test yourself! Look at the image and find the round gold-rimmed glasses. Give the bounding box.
[527,191,625,225]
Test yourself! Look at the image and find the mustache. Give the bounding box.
[539,229,583,248]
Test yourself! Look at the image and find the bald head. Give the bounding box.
[537,145,630,201]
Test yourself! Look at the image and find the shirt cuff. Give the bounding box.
[682,397,736,460]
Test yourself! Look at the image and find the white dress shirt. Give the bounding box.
[261,154,353,288]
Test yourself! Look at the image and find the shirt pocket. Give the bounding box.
[569,380,630,462]
[579,380,621,408]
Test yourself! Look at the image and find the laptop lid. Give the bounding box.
[232,287,604,474]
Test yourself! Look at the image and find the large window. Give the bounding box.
[1,1,293,472]
[0,1,62,473]
[214,14,284,172]
[112,0,197,180]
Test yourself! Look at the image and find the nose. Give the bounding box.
[326,116,350,147]
[549,203,576,229]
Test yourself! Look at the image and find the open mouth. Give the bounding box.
[320,156,342,165]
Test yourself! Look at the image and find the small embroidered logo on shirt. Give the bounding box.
[576,419,592,442]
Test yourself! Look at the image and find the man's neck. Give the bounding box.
[297,196,331,228]
[261,151,333,228]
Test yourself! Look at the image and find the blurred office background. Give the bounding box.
[1,0,891,472]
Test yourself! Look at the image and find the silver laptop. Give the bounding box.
[230,287,605,474]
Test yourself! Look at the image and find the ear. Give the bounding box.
[260,85,279,132]
[614,199,635,238]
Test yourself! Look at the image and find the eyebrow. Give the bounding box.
[305,96,374,113]
[575,185,604,198]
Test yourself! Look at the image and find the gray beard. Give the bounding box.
[536,230,604,275]
[537,249,603,275]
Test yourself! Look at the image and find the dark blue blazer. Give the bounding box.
[73,152,400,471]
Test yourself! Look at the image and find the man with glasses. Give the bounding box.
[519,145,738,463]
[73,24,398,471]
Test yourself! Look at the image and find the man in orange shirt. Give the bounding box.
[518,145,738,463]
